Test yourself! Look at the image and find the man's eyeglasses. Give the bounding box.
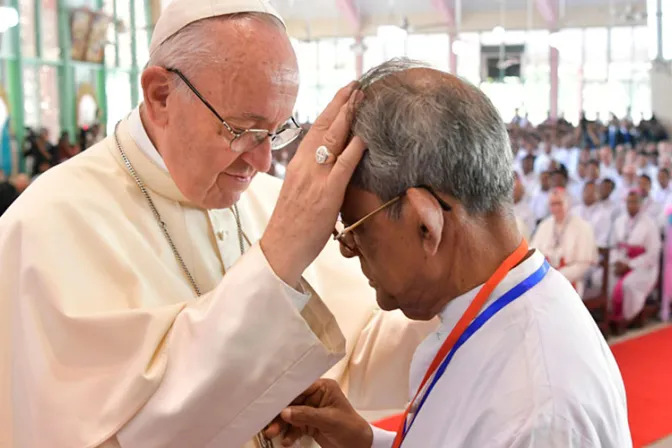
[334,185,452,253]
[166,68,303,153]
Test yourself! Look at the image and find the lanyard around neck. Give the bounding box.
[392,240,531,448]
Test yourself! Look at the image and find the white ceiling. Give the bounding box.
[271,0,646,22]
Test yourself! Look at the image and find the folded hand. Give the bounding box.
[264,379,373,448]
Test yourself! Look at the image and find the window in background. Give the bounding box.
[363,31,406,72]
[648,0,672,60]
[23,66,38,130]
[557,29,582,124]
[479,29,526,123]
[292,39,319,123]
[480,80,524,123]
[0,2,14,58]
[631,82,651,123]
[106,71,132,135]
[522,30,550,124]
[116,0,133,67]
[406,34,449,71]
[19,0,36,58]
[362,36,384,71]
[74,66,97,90]
[456,32,480,85]
[39,65,60,140]
[633,26,650,63]
[135,0,149,67]
[23,65,60,141]
[583,28,608,81]
[605,80,630,119]
[583,82,610,121]
[610,27,632,63]
[582,28,609,120]
[664,0,672,60]
[42,0,60,60]
[317,38,355,93]
[291,38,356,123]
[104,0,117,66]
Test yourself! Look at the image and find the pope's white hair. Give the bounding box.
[146,13,284,98]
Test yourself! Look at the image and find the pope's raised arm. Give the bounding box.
[0,3,368,447]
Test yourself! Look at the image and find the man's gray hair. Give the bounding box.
[351,58,513,215]
[146,13,283,96]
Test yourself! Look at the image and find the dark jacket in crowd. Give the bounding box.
[0,181,18,217]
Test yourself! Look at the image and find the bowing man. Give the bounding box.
[609,190,662,323]
[265,59,631,448]
[532,187,599,296]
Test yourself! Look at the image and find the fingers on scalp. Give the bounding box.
[313,82,358,130]
[332,136,367,178]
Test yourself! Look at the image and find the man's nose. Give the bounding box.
[242,139,273,173]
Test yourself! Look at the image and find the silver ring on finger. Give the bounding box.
[315,145,336,165]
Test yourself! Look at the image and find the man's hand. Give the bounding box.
[264,379,373,448]
[613,261,630,277]
[260,82,366,287]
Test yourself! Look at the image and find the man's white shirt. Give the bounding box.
[371,250,631,447]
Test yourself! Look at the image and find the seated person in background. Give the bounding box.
[608,190,662,324]
[568,161,587,202]
[0,174,30,217]
[615,163,637,200]
[513,172,535,238]
[532,187,598,296]
[599,145,620,180]
[572,181,612,248]
[530,170,552,225]
[638,173,662,223]
[586,159,601,183]
[520,153,538,194]
[655,167,672,205]
[598,177,621,221]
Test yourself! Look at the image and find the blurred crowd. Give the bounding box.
[509,111,671,332]
[0,124,104,216]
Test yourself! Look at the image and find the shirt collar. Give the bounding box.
[436,249,545,333]
[128,105,168,172]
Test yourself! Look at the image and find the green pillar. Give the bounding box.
[130,0,139,107]
[58,3,75,140]
[35,0,43,59]
[113,0,120,68]
[96,0,107,130]
[145,0,154,47]
[8,0,25,172]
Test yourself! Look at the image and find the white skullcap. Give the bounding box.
[149,0,285,56]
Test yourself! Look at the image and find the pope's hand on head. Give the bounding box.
[260,82,366,286]
[264,379,373,448]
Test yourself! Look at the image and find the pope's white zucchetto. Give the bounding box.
[149,0,285,56]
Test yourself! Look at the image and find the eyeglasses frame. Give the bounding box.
[334,185,452,252]
[166,67,301,151]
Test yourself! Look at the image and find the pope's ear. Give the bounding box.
[406,188,444,256]
[141,67,172,127]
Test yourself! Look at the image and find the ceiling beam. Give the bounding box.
[535,0,558,27]
[335,0,360,32]
[431,0,455,29]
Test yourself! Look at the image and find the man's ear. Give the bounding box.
[141,67,172,127]
[406,188,445,256]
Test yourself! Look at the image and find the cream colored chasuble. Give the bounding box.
[0,119,347,448]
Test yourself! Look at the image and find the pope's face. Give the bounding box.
[339,187,442,320]
[151,18,299,209]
